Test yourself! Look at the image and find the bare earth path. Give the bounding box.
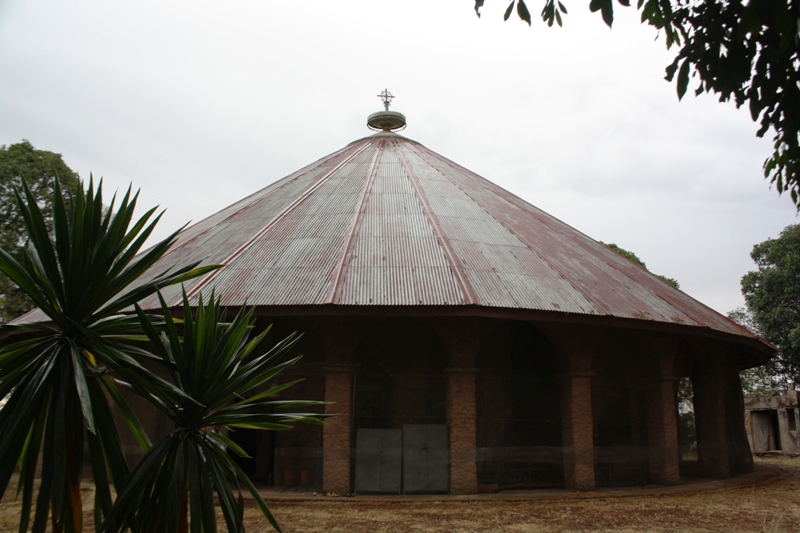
[250,456,800,533]
[3,456,799,532]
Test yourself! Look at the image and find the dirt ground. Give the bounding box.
[2,456,799,532]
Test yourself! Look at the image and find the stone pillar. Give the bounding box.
[446,367,478,494]
[646,376,680,485]
[692,352,731,478]
[322,364,356,494]
[720,352,754,474]
[560,371,596,490]
[777,409,794,453]
[540,324,604,492]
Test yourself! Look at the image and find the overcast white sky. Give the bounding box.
[1,0,797,315]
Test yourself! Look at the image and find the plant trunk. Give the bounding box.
[53,410,83,533]
[178,465,189,533]
[65,409,83,533]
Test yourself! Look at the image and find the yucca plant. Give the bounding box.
[100,290,326,533]
[0,178,217,533]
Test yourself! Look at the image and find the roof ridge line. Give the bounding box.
[405,143,527,309]
[417,146,612,312]
[183,142,372,302]
[154,143,357,266]
[419,147,703,319]
[324,140,383,304]
[395,140,479,306]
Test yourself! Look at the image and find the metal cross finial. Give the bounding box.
[378,88,394,111]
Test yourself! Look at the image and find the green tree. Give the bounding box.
[476,0,800,206]
[0,178,215,533]
[602,242,680,288]
[741,224,800,385]
[728,306,789,393]
[0,140,81,323]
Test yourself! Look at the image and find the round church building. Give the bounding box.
[131,94,774,494]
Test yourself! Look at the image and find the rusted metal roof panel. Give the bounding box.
[333,142,463,305]
[205,145,375,306]
[71,130,754,346]
[410,142,731,329]
[135,141,370,308]
[218,235,344,306]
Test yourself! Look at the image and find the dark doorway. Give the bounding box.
[476,321,562,489]
[228,428,275,483]
[592,335,649,486]
[353,319,447,430]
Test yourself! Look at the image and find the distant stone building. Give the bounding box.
[125,95,774,494]
[745,388,800,454]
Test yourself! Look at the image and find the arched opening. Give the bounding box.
[352,319,448,494]
[674,340,699,476]
[591,334,649,486]
[230,318,325,489]
[684,340,754,478]
[353,318,447,429]
[476,321,562,489]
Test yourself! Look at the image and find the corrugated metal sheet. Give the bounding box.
[29,128,762,346]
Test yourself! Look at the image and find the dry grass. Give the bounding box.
[2,456,799,532]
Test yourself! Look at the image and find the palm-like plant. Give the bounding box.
[101,291,326,533]
[0,179,217,533]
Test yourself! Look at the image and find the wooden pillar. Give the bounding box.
[446,367,478,494]
[322,364,356,494]
[560,371,596,490]
[646,375,681,485]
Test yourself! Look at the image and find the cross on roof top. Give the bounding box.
[378,88,394,111]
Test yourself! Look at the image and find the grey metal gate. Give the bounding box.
[354,425,449,494]
[354,428,402,493]
[402,424,449,493]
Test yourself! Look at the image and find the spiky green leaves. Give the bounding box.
[101,291,327,533]
[0,178,217,533]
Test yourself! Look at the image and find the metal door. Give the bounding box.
[354,428,402,493]
[402,424,449,493]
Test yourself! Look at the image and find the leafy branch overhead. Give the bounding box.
[475,0,800,207]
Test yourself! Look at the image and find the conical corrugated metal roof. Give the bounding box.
[132,127,765,348]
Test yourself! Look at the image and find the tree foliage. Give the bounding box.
[728,306,791,393]
[475,0,800,207]
[741,224,800,386]
[0,141,81,323]
[603,242,680,288]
